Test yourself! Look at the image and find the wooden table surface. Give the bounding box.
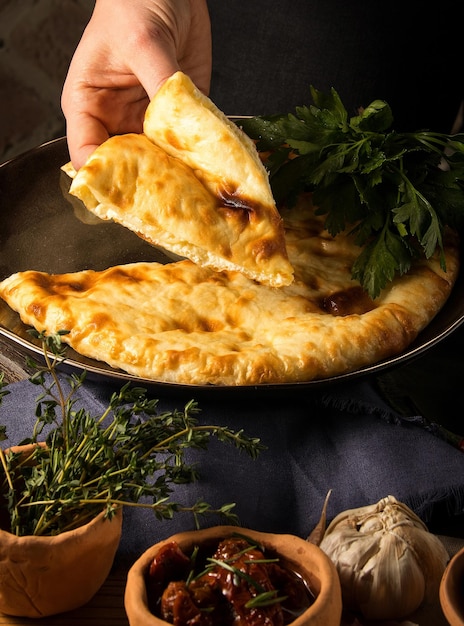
[0,337,33,384]
[0,335,462,625]
[0,565,128,626]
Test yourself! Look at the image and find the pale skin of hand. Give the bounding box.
[61,0,212,169]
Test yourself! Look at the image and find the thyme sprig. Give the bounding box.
[204,556,287,608]
[239,87,464,298]
[0,331,265,536]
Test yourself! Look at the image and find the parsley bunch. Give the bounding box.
[239,87,464,298]
[0,331,264,536]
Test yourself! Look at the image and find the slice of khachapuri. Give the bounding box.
[64,72,293,288]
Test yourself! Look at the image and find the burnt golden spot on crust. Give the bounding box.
[88,312,112,330]
[252,236,287,262]
[103,267,144,283]
[107,186,126,207]
[35,274,92,294]
[217,205,250,230]
[319,286,377,316]
[163,129,184,151]
[197,316,224,332]
[217,187,276,225]
[29,301,45,322]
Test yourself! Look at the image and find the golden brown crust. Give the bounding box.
[66,72,294,288]
[67,133,292,286]
[0,196,459,386]
[143,72,276,210]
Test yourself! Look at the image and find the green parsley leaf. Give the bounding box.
[238,89,464,298]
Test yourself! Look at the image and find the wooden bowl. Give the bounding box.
[440,545,464,626]
[125,525,342,626]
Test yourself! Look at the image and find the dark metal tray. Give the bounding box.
[1,138,463,396]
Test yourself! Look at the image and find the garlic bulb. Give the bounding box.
[319,495,449,620]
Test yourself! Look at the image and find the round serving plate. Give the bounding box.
[1,138,463,397]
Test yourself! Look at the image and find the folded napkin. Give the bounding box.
[1,334,463,566]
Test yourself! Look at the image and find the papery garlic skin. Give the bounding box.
[319,495,449,620]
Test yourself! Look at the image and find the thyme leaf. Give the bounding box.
[245,590,288,609]
[0,331,265,536]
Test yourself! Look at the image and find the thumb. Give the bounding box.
[128,34,181,100]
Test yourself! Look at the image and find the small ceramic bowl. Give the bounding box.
[125,525,342,626]
[0,444,123,617]
[440,545,464,626]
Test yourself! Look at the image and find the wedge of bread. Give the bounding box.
[65,71,293,287]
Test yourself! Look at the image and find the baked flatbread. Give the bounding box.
[0,195,458,386]
[65,72,293,288]
[143,71,276,212]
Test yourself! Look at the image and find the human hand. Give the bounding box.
[61,0,211,169]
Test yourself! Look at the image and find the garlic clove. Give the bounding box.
[319,495,449,621]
